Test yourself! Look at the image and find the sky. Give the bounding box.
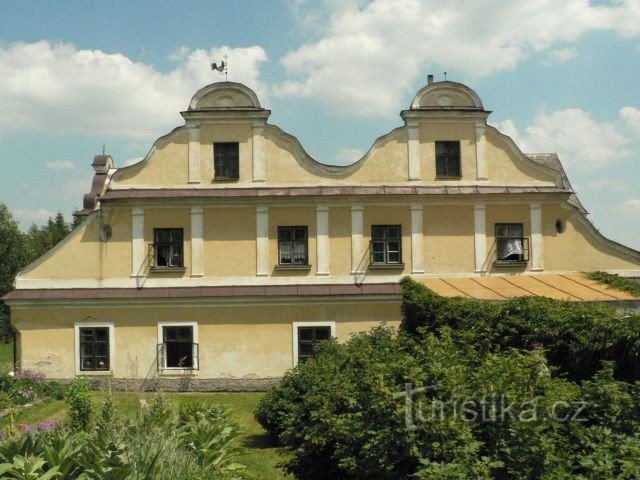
[0,0,638,249]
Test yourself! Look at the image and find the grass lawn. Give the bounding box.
[0,339,13,371]
[3,391,288,479]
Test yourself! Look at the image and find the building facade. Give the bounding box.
[4,79,640,390]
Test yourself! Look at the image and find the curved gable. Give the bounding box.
[411,81,484,109]
[189,82,261,110]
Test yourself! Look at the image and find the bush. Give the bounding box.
[64,378,93,432]
[401,277,640,382]
[0,394,247,479]
[256,280,640,479]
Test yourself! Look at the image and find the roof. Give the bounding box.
[3,275,637,303]
[100,184,570,201]
[418,274,639,302]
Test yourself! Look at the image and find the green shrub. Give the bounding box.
[64,378,93,433]
[400,277,640,382]
[0,395,247,480]
[587,271,640,297]
[256,281,640,479]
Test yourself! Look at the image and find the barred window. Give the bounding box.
[214,142,239,180]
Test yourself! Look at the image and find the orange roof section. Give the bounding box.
[417,274,638,302]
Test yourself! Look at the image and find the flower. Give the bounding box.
[37,421,56,431]
[20,423,32,432]
[7,371,14,377]
[139,399,149,409]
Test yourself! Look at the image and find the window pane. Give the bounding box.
[279,228,292,241]
[387,227,400,239]
[372,226,385,239]
[496,224,509,237]
[299,343,314,357]
[299,327,313,341]
[314,327,331,341]
[387,241,400,252]
[155,230,169,243]
[388,252,400,263]
[95,328,108,341]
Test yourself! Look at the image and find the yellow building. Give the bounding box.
[3,78,639,390]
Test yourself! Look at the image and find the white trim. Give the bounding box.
[131,208,145,277]
[292,321,336,367]
[252,124,265,182]
[530,203,544,272]
[157,321,199,375]
[74,321,115,376]
[475,122,488,180]
[187,125,201,184]
[410,204,424,274]
[256,206,269,276]
[474,204,487,273]
[316,205,330,275]
[351,205,364,274]
[191,207,204,277]
[407,122,420,180]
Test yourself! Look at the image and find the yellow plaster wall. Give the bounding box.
[145,208,191,278]
[329,207,352,276]
[542,205,640,272]
[364,206,411,275]
[423,205,475,273]
[203,208,256,277]
[19,210,130,281]
[269,207,317,276]
[484,130,556,183]
[11,300,401,379]
[420,122,477,180]
[114,129,189,186]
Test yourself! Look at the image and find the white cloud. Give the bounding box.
[45,159,75,170]
[493,108,631,170]
[0,41,268,139]
[544,47,578,64]
[334,147,365,164]
[587,179,630,193]
[615,197,640,213]
[277,0,640,116]
[123,157,144,167]
[11,208,56,226]
[620,106,640,134]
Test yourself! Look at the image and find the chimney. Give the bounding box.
[427,74,434,85]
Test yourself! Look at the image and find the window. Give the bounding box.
[278,226,309,265]
[435,141,461,178]
[292,322,335,365]
[496,223,528,263]
[371,225,402,265]
[158,323,199,370]
[153,228,183,268]
[214,142,239,180]
[74,322,114,375]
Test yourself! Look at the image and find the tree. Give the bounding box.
[26,211,73,259]
[0,203,31,336]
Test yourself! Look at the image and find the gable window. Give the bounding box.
[158,323,199,371]
[292,322,335,365]
[371,225,402,265]
[214,142,239,180]
[278,226,309,265]
[435,141,461,178]
[153,228,183,268]
[496,223,528,264]
[74,322,114,375]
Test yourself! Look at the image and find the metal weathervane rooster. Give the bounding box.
[211,54,229,81]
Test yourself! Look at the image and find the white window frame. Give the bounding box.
[74,321,115,376]
[292,321,336,367]
[157,321,199,375]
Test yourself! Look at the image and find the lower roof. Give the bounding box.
[2,274,637,303]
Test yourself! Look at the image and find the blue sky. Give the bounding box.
[0,0,638,249]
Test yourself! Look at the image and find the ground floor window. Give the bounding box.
[157,322,199,371]
[74,322,114,374]
[292,322,336,365]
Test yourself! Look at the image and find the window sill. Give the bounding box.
[435,175,462,180]
[150,266,186,273]
[158,368,199,376]
[369,263,405,270]
[275,264,312,271]
[76,371,113,377]
[494,261,528,267]
[212,177,239,182]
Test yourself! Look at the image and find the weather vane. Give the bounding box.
[211,54,229,81]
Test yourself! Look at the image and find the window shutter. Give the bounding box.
[157,343,166,370]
